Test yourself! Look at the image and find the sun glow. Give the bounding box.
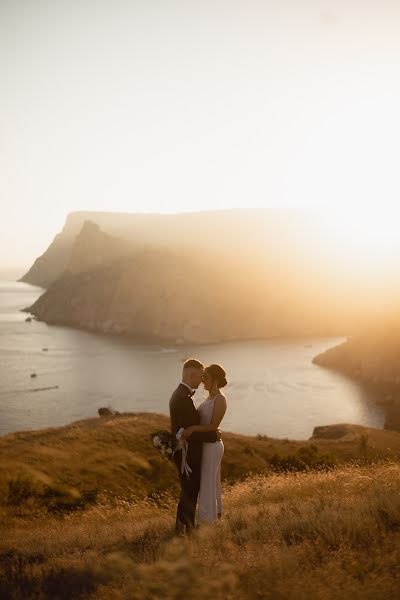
[318,206,400,279]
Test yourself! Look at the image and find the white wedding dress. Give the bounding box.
[197,394,225,524]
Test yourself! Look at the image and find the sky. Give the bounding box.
[1,0,400,269]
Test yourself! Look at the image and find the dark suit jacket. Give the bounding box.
[169,383,218,466]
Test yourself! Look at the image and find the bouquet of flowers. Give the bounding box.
[150,430,178,461]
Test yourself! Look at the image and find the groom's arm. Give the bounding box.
[186,396,226,442]
[190,430,221,443]
[179,396,221,442]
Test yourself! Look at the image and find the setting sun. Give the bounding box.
[317,205,400,277]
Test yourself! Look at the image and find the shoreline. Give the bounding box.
[313,349,400,432]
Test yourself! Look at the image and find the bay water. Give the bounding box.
[0,280,385,439]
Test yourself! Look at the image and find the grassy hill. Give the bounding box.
[2,412,400,515]
[2,414,400,598]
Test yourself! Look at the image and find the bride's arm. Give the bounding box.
[181,395,227,439]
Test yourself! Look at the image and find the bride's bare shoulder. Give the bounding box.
[215,392,227,405]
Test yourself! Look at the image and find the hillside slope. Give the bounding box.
[2,412,400,513]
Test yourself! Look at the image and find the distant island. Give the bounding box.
[19,208,392,344]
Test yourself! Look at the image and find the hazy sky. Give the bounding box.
[1,0,400,268]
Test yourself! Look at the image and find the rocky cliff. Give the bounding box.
[19,211,161,287]
[21,213,394,343]
[21,209,399,343]
[18,228,74,288]
[18,208,335,289]
[66,220,132,276]
[23,246,281,344]
[23,218,358,343]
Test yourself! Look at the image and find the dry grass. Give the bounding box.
[2,414,400,598]
[1,462,400,599]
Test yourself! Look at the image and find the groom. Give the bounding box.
[169,358,221,535]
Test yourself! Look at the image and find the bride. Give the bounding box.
[181,363,227,524]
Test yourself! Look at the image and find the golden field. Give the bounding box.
[1,413,400,599]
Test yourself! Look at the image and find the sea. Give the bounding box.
[0,278,385,439]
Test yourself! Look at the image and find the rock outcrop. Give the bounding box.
[19,211,145,287]
[313,320,400,431]
[313,319,400,390]
[311,423,366,442]
[66,220,132,276]
[19,228,74,288]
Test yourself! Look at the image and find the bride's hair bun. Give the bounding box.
[205,364,228,388]
[220,376,228,388]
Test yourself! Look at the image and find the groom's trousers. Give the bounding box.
[173,450,201,533]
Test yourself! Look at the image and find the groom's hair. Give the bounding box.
[183,358,204,370]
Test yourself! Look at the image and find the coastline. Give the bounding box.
[313,342,400,432]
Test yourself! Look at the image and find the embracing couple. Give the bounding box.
[169,358,228,535]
